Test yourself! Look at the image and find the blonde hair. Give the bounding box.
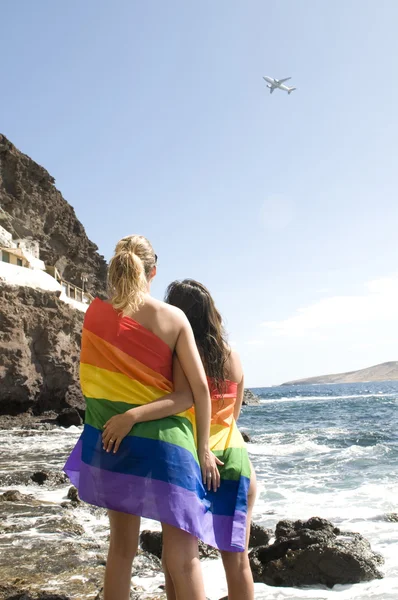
[107,235,156,314]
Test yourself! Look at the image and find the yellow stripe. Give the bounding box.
[209,420,245,452]
[178,407,196,428]
[80,363,197,434]
[80,363,169,405]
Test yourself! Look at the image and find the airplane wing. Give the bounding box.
[278,77,291,84]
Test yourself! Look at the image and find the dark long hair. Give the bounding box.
[165,279,230,394]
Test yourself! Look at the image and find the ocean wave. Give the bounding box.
[338,443,390,460]
[259,393,398,405]
[248,439,332,457]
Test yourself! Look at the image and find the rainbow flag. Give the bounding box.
[64,298,249,551]
[207,380,252,551]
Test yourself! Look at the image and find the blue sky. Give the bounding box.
[2,1,398,385]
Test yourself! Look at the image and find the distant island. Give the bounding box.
[282,361,398,386]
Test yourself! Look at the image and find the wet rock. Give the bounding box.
[242,390,260,406]
[31,471,68,487]
[140,530,163,558]
[140,530,219,560]
[56,408,82,428]
[35,516,84,537]
[379,512,398,522]
[249,523,272,548]
[66,486,80,503]
[198,539,219,559]
[31,471,48,485]
[250,517,384,588]
[240,430,251,443]
[0,491,29,503]
[5,593,70,600]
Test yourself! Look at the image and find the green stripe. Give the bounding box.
[85,397,199,463]
[213,447,252,480]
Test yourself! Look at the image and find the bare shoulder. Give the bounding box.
[150,297,188,330]
[226,349,244,383]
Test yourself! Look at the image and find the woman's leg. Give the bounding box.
[221,467,257,600]
[103,509,140,600]
[162,523,206,600]
[162,552,177,600]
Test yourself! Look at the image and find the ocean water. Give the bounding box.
[239,380,398,599]
[1,381,397,599]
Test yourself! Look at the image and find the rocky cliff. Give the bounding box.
[0,134,107,296]
[0,284,84,423]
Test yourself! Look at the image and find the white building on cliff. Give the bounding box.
[0,223,93,312]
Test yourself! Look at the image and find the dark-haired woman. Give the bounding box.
[165,279,257,600]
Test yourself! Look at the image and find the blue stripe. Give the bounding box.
[81,425,248,516]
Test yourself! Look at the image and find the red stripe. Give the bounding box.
[83,299,172,381]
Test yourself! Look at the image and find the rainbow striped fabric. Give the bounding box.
[64,298,249,551]
[208,379,252,550]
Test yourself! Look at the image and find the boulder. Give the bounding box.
[67,486,80,504]
[0,490,28,502]
[31,471,49,486]
[56,408,82,428]
[31,470,68,487]
[249,523,272,548]
[240,430,251,443]
[242,390,260,406]
[140,530,163,559]
[250,517,384,588]
[140,530,219,560]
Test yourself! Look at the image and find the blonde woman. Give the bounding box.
[65,236,220,600]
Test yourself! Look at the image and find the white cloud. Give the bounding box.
[262,275,398,338]
[244,339,265,346]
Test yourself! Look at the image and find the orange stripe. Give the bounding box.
[81,329,172,393]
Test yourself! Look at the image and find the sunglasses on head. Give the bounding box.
[155,254,158,264]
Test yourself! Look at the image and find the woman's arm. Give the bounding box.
[234,374,245,422]
[228,350,244,422]
[127,356,192,421]
[175,314,222,491]
[102,356,193,453]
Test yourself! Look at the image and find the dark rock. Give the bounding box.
[56,408,82,428]
[249,523,272,548]
[274,519,296,539]
[250,517,384,588]
[240,431,251,443]
[31,471,49,485]
[67,486,80,503]
[140,530,163,559]
[0,284,85,417]
[198,539,219,559]
[31,470,68,487]
[5,594,70,600]
[140,530,219,560]
[0,490,27,502]
[242,390,260,406]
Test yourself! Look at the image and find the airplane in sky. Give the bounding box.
[263,76,296,95]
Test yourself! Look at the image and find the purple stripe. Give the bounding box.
[64,441,246,552]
